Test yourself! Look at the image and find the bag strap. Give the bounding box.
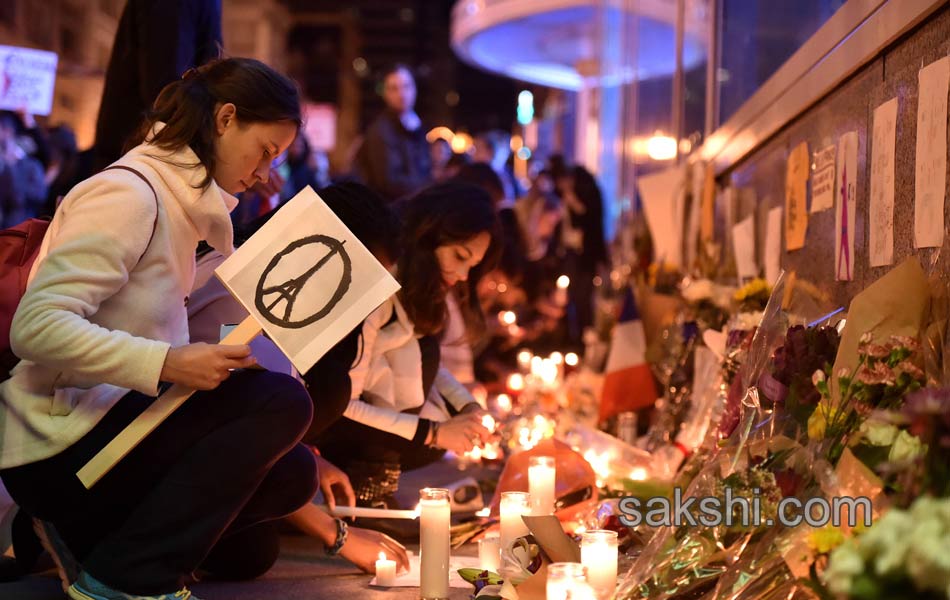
[102,165,160,264]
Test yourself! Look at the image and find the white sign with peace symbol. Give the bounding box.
[215,186,400,374]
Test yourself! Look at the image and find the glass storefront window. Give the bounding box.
[717,0,846,124]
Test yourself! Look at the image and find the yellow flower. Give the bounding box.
[808,526,846,554]
[734,278,771,302]
[808,401,832,440]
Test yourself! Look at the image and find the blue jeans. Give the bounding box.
[1,369,317,595]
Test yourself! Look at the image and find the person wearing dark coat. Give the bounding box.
[92,0,222,172]
[354,65,431,201]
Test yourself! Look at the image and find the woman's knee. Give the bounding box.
[250,371,314,442]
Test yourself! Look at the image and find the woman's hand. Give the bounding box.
[160,343,256,390]
[314,454,356,512]
[340,527,410,574]
[431,412,491,454]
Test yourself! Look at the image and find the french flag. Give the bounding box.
[599,287,657,422]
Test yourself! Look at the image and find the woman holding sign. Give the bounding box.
[316,182,500,506]
[0,58,316,600]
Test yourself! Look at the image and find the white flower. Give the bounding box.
[824,542,864,595]
[887,430,926,463]
[812,370,826,386]
[906,520,950,590]
[682,279,715,303]
[859,421,899,446]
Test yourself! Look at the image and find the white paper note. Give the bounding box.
[765,206,783,285]
[870,98,898,267]
[638,166,686,268]
[686,162,706,269]
[835,132,858,281]
[732,214,757,281]
[811,144,836,213]
[915,56,950,248]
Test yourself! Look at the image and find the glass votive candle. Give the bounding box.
[580,530,619,599]
[499,491,531,553]
[546,562,587,600]
[477,533,501,572]
[528,456,556,515]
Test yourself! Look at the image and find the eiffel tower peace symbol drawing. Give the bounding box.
[254,234,354,329]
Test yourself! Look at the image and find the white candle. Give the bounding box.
[555,275,570,306]
[499,491,531,553]
[374,552,396,587]
[546,562,587,600]
[580,530,618,599]
[478,533,501,572]
[420,488,451,599]
[517,350,533,372]
[528,456,556,515]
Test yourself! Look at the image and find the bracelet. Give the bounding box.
[325,518,348,556]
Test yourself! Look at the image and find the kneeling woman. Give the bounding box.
[315,182,500,505]
[0,58,316,599]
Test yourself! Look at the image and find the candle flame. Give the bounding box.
[500,310,517,326]
[517,350,532,364]
[549,351,564,365]
[379,552,386,561]
[496,393,512,412]
[475,507,491,517]
[507,373,525,391]
[630,467,649,481]
[556,275,570,289]
[565,352,579,366]
[482,414,496,432]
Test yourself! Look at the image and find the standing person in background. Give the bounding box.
[557,165,608,344]
[473,129,520,202]
[92,0,222,172]
[0,112,47,227]
[430,137,453,182]
[354,64,431,201]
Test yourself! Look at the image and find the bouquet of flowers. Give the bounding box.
[819,496,950,600]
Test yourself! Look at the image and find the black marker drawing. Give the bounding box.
[254,235,352,329]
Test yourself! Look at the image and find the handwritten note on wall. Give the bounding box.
[915,56,949,248]
[870,98,898,267]
[732,214,758,281]
[811,145,836,213]
[785,142,809,250]
[835,132,858,281]
[765,206,783,285]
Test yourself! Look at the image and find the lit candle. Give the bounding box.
[565,352,579,367]
[507,373,525,393]
[528,456,556,515]
[555,275,570,306]
[478,533,501,572]
[495,393,513,414]
[546,562,587,600]
[420,488,451,599]
[499,491,531,553]
[374,551,396,587]
[499,310,517,326]
[517,350,533,372]
[580,530,618,599]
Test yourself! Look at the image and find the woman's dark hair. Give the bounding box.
[570,165,608,267]
[452,162,505,206]
[397,182,501,338]
[318,182,401,264]
[130,57,302,188]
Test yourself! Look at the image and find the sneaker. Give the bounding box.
[32,518,80,592]
[67,571,203,599]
